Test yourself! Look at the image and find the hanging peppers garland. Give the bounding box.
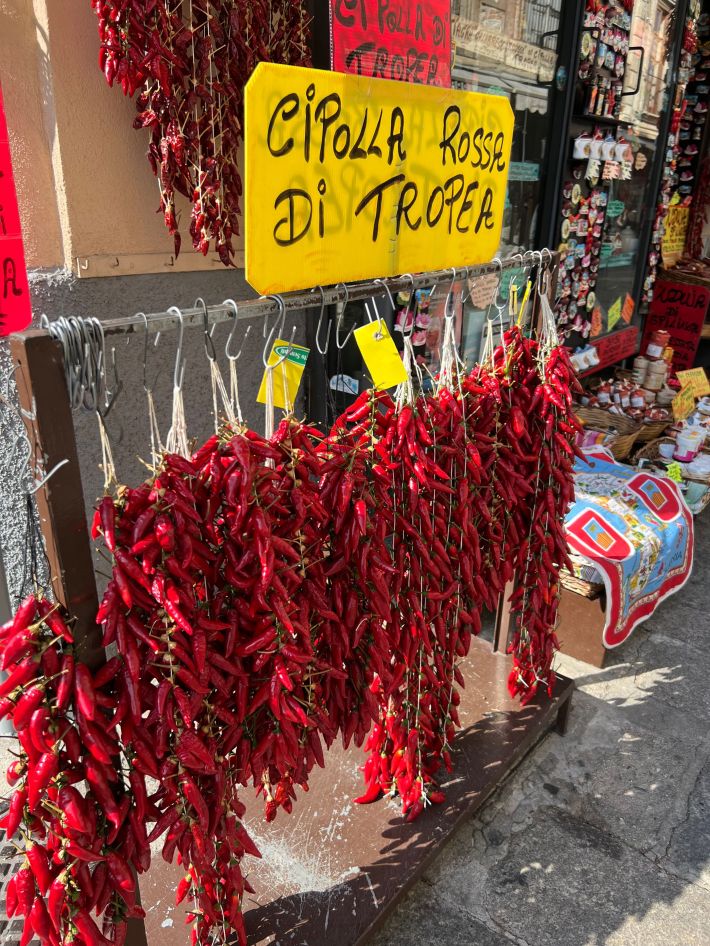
[1,331,581,945]
[91,1,312,265]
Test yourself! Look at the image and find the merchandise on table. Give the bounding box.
[564,447,694,648]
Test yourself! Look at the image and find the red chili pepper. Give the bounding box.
[98,496,116,551]
[27,751,58,812]
[74,663,96,721]
[26,842,52,895]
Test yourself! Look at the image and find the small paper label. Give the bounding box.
[257,339,310,410]
[330,373,359,395]
[354,322,408,390]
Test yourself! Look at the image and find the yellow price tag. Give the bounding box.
[516,281,532,327]
[666,462,683,483]
[257,339,310,410]
[672,383,696,422]
[676,367,710,398]
[354,322,408,390]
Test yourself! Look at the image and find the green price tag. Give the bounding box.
[666,462,683,483]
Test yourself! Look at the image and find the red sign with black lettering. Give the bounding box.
[330,0,451,87]
[0,81,32,337]
[642,276,710,371]
[577,325,639,377]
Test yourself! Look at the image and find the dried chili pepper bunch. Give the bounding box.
[342,374,487,819]
[352,325,580,816]
[89,414,400,939]
[0,593,149,946]
[91,0,312,263]
[502,332,581,703]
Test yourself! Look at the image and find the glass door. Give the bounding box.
[451,0,565,361]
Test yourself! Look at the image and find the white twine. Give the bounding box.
[229,360,244,426]
[210,359,236,432]
[165,383,190,458]
[146,389,164,469]
[97,413,118,491]
[264,367,275,440]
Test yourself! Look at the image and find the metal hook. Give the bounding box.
[99,346,123,418]
[223,299,251,361]
[492,257,506,313]
[539,248,554,295]
[196,297,217,363]
[28,459,70,495]
[445,266,458,320]
[311,286,332,355]
[262,295,295,368]
[167,306,186,391]
[460,266,473,305]
[400,274,417,339]
[334,282,355,350]
[372,278,395,339]
[10,429,70,496]
[137,312,161,394]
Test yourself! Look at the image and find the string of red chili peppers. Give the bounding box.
[91,1,311,264]
[0,336,581,945]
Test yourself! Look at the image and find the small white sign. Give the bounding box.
[330,374,359,396]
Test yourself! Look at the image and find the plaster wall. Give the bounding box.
[1,0,241,273]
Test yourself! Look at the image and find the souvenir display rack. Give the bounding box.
[557,0,638,340]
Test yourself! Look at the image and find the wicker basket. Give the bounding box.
[574,406,642,461]
[636,418,672,443]
[560,570,605,599]
[635,437,710,484]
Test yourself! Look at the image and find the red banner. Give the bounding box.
[330,0,451,87]
[0,81,32,337]
[642,276,710,371]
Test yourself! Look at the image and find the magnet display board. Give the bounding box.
[244,63,513,294]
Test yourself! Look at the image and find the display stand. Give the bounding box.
[556,579,608,668]
[7,256,571,946]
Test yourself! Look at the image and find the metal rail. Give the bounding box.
[19,254,554,340]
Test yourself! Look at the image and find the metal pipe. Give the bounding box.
[18,254,554,341]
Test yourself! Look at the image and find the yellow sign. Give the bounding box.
[607,297,622,331]
[672,383,696,422]
[354,322,408,390]
[676,367,710,398]
[245,63,514,294]
[661,205,690,268]
[257,339,310,410]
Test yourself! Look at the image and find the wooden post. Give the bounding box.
[10,332,103,668]
[9,330,149,946]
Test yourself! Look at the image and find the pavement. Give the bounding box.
[371,513,710,946]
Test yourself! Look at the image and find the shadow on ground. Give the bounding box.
[365,515,710,946]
